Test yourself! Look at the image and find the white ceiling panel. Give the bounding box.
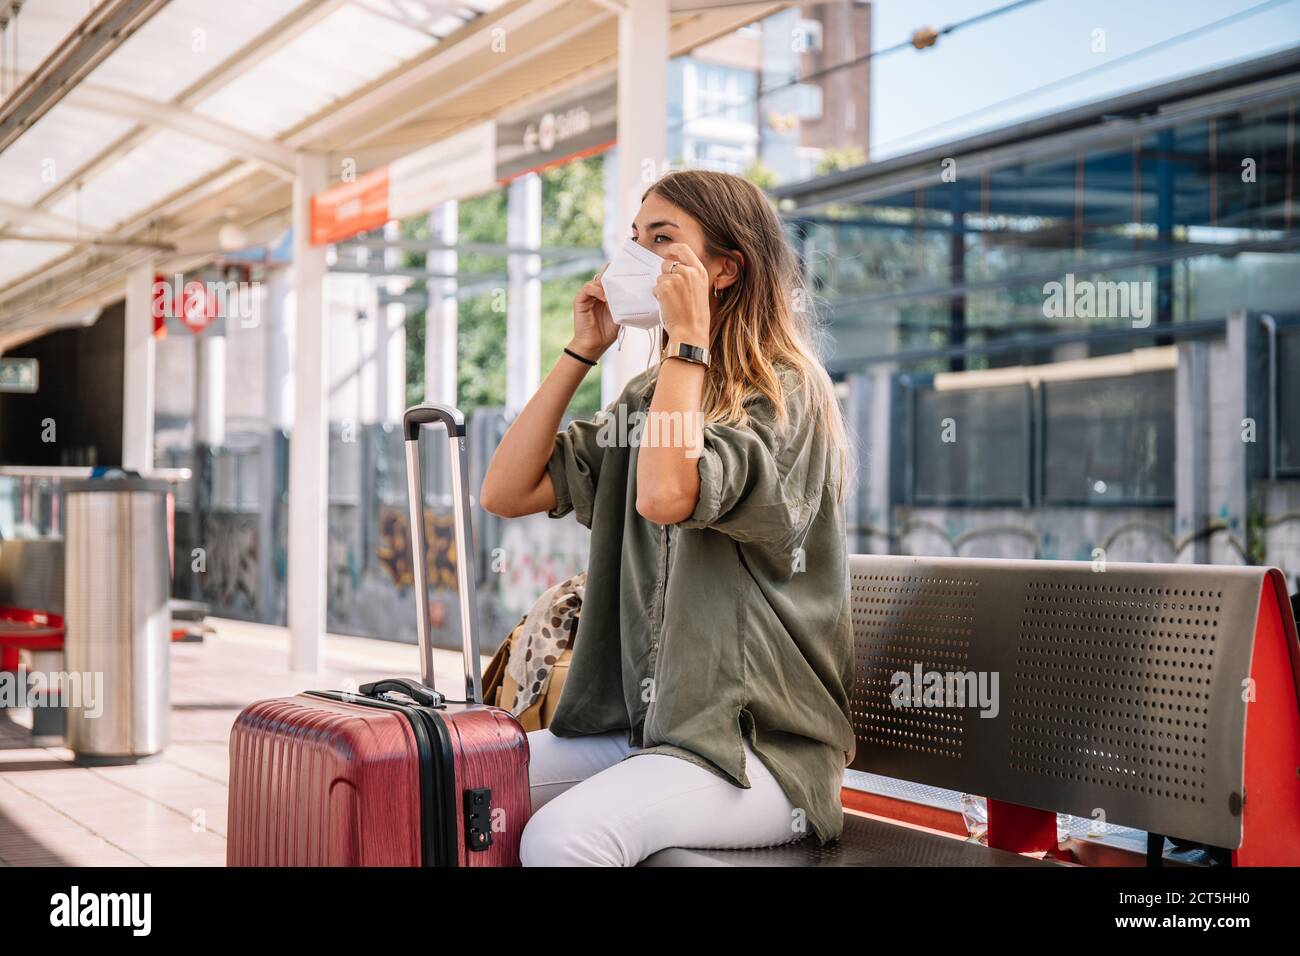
[44,130,236,232]
[87,0,309,101]
[191,3,439,140]
[0,239,70,288]
[0,105,135,207]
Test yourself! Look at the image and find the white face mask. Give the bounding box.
[601,238,665,331]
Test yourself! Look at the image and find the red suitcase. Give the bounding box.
[226,404,531,866]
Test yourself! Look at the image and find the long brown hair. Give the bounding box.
[644,169,850,495]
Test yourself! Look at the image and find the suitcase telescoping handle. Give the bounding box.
[403,403,483,704]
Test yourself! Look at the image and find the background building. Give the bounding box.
[670,3,872,182]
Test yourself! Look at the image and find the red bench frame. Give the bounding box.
[0,606,65,672]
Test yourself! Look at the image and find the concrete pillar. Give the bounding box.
[844,372,870,554]
[382,220,406,425]
[191,323,226,610]
[193,333,226,447]
[1221,310,1250,564]
[265,268,293,432]
[348,220,407,427]
[356,277,381,426]
[425,202,458,407]
[122,262,156,472]
[852,368,895,555]
[601,151,624,408]
[604,0,669,403]
[287,153,330,672]
[383,301,407,424]
[1175,340,1211,564]
[262,268,292,623]
[506,174,541,414]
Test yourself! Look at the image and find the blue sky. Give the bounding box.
[867,0,1300,158]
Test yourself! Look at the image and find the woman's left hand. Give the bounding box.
[653,243,711,344]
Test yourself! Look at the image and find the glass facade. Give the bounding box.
[1040,371,1176,507]
[786,95,1300,374]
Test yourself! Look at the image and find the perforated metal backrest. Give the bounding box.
[0,538,65,615]
[847,554,1273,849]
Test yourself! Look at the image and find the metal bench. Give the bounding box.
[643,554,1300,867]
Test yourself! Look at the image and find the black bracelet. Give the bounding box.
[564,347,598,367]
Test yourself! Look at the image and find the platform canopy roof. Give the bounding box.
[0,0,783,349]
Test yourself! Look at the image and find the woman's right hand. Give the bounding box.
[571,269,618,360]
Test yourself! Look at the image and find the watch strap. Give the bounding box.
[666,341,709,367]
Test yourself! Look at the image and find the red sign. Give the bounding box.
[152,275,219,335]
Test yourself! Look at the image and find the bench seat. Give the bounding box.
[641,811,1061,867]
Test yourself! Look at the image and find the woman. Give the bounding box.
[479,169,855,867]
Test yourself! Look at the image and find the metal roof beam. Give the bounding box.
[0,0,172,154]
[0,199,108,239]
[65,84,298,178]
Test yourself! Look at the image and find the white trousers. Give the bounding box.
[519,728,801,867]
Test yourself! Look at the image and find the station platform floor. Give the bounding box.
[0,620,467,866]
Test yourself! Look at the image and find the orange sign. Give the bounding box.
[310,167,390,246]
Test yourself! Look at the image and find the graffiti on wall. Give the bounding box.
[375,504,460,590]
[205,512,259,612]
[494,515,590,619]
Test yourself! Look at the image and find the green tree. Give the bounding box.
[540,155,605,414]
[816,145,866,177]
[743,160,782,191]
[403,154,606,416]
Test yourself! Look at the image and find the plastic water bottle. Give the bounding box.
[960,793,988,845]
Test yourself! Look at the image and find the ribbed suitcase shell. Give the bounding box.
[227,693,530,866]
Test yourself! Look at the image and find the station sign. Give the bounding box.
[310,167,390,246]
[310,123,497,246]
[495,77,616,182]
[151,268,255,336]
[308,78,620,248]
[0,357,38,393]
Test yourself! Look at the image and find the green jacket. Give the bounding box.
[544,364,856,845]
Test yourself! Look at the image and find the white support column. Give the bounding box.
[265,268,293,432]
[383,301,407,424]
[601,152,623,408]
[193,332,227,447]
[425,202,458,406]
[263,268,293,623]
[122,262,156,472]
[1175,340,1211,564]
[357,275,381,426]
[381,220,406,424]
[604,0,669,402]
[1219,310,1250,566]
[287,153,330,673]
[506,174,541,414]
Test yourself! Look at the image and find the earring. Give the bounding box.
[713,286,721,299]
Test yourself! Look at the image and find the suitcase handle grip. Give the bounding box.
[404,404,465,442]
[360,678,445,708]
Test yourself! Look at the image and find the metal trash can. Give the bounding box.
[62,478,172,763]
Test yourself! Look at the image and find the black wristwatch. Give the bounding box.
[664,340,710,368]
